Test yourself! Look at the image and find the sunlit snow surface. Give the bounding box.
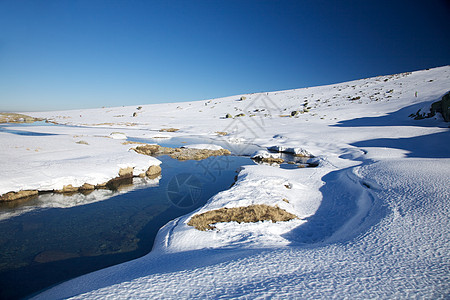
[2,66,448,298]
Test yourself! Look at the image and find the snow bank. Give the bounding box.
[181,144,224,150]
[251,149,282,159]
[0,127,161,195]
[267,145,313,157]
[109,132,127,139]
[153,165,325,252]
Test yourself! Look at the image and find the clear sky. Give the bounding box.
[1,0,449,112]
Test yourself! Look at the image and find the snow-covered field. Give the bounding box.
[1,66,449,298]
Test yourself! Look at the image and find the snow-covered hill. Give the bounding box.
[4,66,449,298]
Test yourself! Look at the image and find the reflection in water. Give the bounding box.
[252,151,320,169]
[0,177,160,221]
[0,155,254,299]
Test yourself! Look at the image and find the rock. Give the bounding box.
[118,166,134,178]
[146,165,162,178]
[411,92,450,122]
[0,190,39,202]
[95,182,108,188]
[56,184,79,193]
[106,177,133,190]
[431,92,450,122]
[291,111,299,117]
[235,113,245,117]
[79,183,95,190]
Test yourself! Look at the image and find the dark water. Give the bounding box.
[0,155,254,299]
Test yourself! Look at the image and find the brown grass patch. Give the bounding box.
[187,204,297,231]
[122,141,145,145]
[0,113,41,123]
[252,157,284,164]
[215,131,228,136]
[159,128,179,132]
[133,144,231,160]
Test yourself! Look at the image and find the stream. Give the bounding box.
[0,128,258,299]
[0,122,315,299]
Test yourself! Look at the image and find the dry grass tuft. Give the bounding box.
[215,131,228,136]
[122,141,145,145]
[187,204,297,231]
[159,128,179,132]
[133,144,231,160]
[0,113,40,123]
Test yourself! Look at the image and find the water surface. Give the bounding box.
[0,154,254,299]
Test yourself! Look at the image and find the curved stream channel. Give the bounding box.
[0,130,261,299]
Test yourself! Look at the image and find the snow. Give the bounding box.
[267,145,313,156]
[109,132,127,139]
[181,144,224,150]
[0,127,161,195]
[251,149,282,159]
[1,66,448,298]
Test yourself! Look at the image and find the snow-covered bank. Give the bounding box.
[0,126,161,198]
[2,66,449,298]
[33,158,450,299]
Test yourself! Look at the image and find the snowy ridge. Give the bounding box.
[4,66,448,298]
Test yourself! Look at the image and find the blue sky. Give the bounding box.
[1,0,449,112]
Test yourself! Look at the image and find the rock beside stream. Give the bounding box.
[0,190,39,202]
[146,165,162,178]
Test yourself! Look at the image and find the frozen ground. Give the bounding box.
[1,66,449,298]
